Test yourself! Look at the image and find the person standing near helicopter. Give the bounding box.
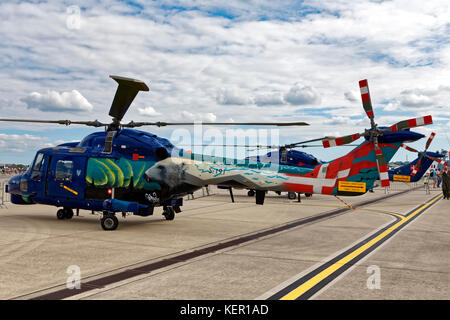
[436,168,442,188]
[423,172,430,195]
[442,166,450,200]
[429,168,436,188]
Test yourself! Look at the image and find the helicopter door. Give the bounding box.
[28,153,50,198]
[47,156,86,199]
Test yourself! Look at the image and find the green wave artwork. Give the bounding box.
[85,158,160,190]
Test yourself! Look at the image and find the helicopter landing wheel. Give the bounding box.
[247,190,255,197]
[64,208,74,219]
[101,213,119,231]
[288,192,296,200]
[163,207,175,221]
[305,193,312,198]
[56,209,65,220]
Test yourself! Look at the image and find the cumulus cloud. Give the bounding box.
[216,88,252,105]
[284,83,320,105]
[0,133,52,153]
[253,92,285,106]
[2,0,450,162]
[181,110,217,122]
[382,100,401,111]
[323,116,352,126]
[399,92,434,108]
[21,90,93,113]
[138,106,162,117]
[344,91,358,102]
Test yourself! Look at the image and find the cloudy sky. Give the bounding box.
[1,0,450,164]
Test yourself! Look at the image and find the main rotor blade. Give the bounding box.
[400,144,420,154]
[288,136,336,146]
[109,75,149,122]
[373,139,390,187]
[0,118,106,127]
[389,115,433,131]
[176,143,359,150]
[414,132,437,172]
[424,132,436,151]
[416,155,425,172]
[428,156,448,166]
[359,79,375,127]
[400,142,424,174]
[176,144,280,149]
[322,133,362,148]
[298,144,359,148]
[123,121,309,128]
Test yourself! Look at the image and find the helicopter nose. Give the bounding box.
[7,173,24,194]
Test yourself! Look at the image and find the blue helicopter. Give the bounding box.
[238,130,443,194]
[245,145,324,199]
[389,132,446,182]
[1,76,433,230]
[1,75,309,230]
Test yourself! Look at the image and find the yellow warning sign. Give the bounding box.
[393,175,411,182]
[338,181,366,193]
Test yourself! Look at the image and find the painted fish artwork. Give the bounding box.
[86,157,161,190]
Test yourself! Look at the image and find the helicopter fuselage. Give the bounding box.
[6,129,190,215]
[6,128,425,216]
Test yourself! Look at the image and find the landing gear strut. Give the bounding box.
[56,207,74,220]
[101,212,119,231]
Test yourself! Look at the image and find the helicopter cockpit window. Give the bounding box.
[31,153,45,180]
[55,160,73,181]
[33,153,44,171]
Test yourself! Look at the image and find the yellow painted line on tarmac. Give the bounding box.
[362,208,406,220]
[278,193,443,300]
